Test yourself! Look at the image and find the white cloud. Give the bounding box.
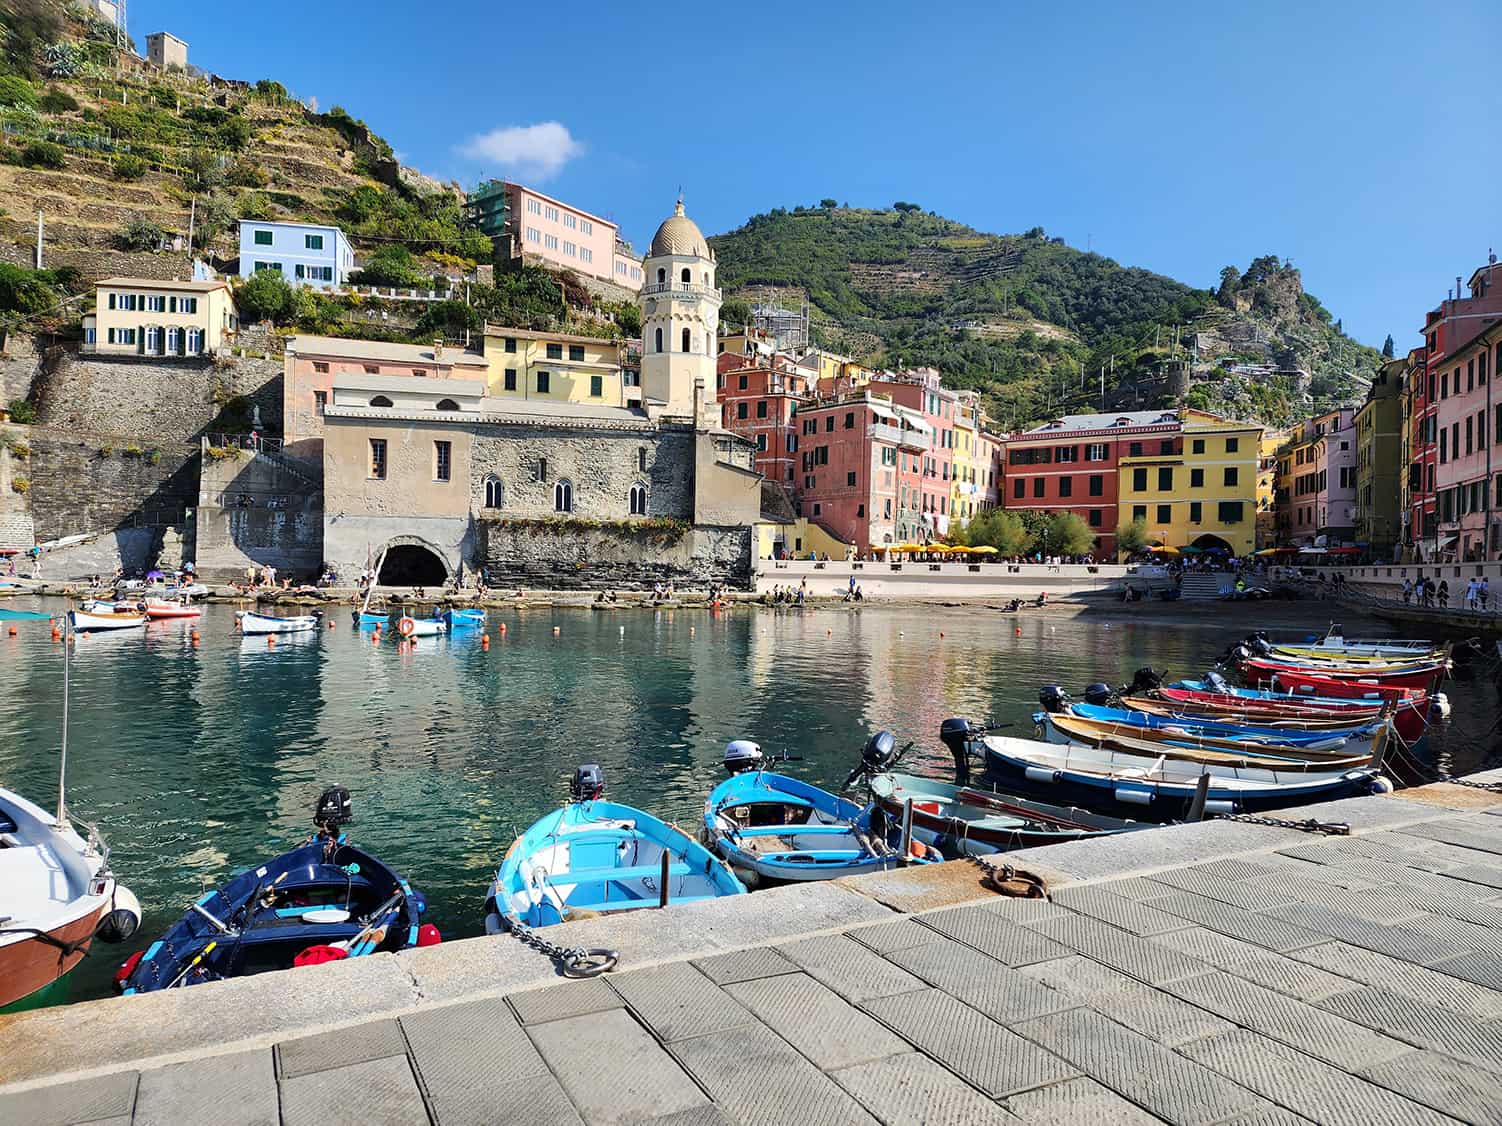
[458,122,583,181]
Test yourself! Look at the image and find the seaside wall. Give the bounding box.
[756,559,1133,599]
[479,519,752,589]
[193,442,323,580]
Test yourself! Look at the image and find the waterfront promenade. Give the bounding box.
[4,774,1502,1124]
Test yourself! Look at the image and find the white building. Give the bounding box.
[145,32,188,70]
[237,220,355,290]
[639,197,721,423]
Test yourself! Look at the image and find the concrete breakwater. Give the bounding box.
[4,775,1502,1124]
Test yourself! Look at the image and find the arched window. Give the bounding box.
[435,398,459,411]
[629,483,648,515]
[483,475,504,508]
[369,395,393,407]
[681,327,691,353]
[656,267,666,285]
[705,331,712,354]
[654,327,663,353]
[703,271,709,284]
[554,479,573,513]
[680,267,691,284]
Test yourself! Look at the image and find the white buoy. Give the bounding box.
[619,625,625,635]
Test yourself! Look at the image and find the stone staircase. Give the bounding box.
[1178,571,1232,601]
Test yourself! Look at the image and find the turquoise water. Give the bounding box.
[0,598,1488,1004]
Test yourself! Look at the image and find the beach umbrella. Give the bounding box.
[1179,546,1203,554]
[146,569,165,581]
[1148,544,1180,555]
[970,546,999,555]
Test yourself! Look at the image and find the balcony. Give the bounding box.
[871,423,933,450]
[640,282,721,299]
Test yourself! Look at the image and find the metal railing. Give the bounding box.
[206,433,283,453]
[639,282,722,299]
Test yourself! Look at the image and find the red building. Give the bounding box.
[868,370,958,536]
[716,352,815,485]
[1002,410,1182,556]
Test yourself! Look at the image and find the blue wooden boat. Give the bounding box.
[705,742,916,883]
[114,787,430,993]
[1061,701,1372,749]
[486,766,744,931]
[353,610,389,628]
[442,608,485,628]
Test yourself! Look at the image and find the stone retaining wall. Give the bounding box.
[194,443,322,580]
[480,519,751,589]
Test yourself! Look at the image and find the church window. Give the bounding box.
[369,395,393,407]
[554,479,573,513]
[629,483,648,515]
[638,447,647,472]
[654,327,663,352]
[535,457,547,482]
[657,268,666,285]
[682,327,691,353]
[681,267,691,284]
[484,476,504,508]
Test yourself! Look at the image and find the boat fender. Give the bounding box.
[1024,766,1061,785]
[1431,693,1452,720]
[1202,799,1237,815]
[1368,776,1396,795]
[112,950,144,990]
[417,923,442,946]
[397,615,417,637]
[96,884,142,944]
[1112,787,1154,806]
[411,890,427,916]
[907,839,931,860]
[292,945,349,967]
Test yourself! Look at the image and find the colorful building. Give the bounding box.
[482,326,626,407]
[717,351,815,485]
[82,277,238,358]
[237,220,355,289]
[1255,428,1288,549]
[464,180,642,291]
[1284,408,1357,546]
[1355,360,1404,559]
[867,371,957,539]
[1431,317,1502,561]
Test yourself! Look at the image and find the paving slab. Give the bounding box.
[278,1054,429,1126]
[635,1108,738,1126]
[1319,986,1502,1068]
[916,904,1075,965]
[691,945,799,985]
[1044,884,1190,935]
[607,961,756,1043]
[1012,1007,1260,1125]
[508,977,624,1025]
[1096,875,1181,902]
[1163,970,1411,1071]
[844,916,939,955]
[1219,1106,1317,1126]
[277,1017,407,1079]
[668,1023,877,1126]
[1151,927,1361,1003]
[831,1051,1013,1125]
[835,856,1003,912]
[1405,912,1502,955]
[132,1048,275,1126]
[978,896,1073,924]
[402,997,550,1098]
[723,973,909,1071]
[1142,867,1301,911]
[0,1071,138,1126]
[999,819,1306,883]
[1361,1050,1502,1125]
[1428,950,1502,991]
[882,935,1077,1025]
[1018,955,1231,1046]
[1290,941,1502,1018]
[1151,891,1333,952]
[1180,1029,1457,1126]
[860,986,1079,1098]
[776,933,928,1003]
[1263,902,1470,965]
[1024,914,1211,984]
[1000,1076,1160,1124]
[528,1009,708,1126]
[1390,819,1502,856]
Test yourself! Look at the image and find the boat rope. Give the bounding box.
[0,925,93,956]
[1213,813,1351,835]
[498,911,618,978]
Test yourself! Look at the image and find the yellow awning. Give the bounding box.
[969,545,999,554]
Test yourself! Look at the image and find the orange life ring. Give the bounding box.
[397,615,417,637]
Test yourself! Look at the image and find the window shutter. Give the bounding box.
[107,293,116,310]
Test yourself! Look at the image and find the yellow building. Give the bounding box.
[482,324,625,405]
[1117,409,1262,557]
[951,390,981,522]
[1255,427,1289,549]
[82,277,238,357]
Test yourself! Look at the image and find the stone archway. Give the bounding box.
[1191,533,1235,555]
[378,542,448,586]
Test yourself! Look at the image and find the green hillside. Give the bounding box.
[710,204,1381,428]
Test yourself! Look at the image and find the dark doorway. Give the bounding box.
[379,544,447,585]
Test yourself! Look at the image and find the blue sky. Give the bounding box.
[132,0,1499,349]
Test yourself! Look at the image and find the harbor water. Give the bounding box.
[0,597,1495,1006]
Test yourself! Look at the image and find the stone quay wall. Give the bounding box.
[194,443,323,580]
[25,432,198,542]
[479,519,752,590]
[757,558,1134,599]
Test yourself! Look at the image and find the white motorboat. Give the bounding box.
[69,608,147,632]
[235,610,323,635]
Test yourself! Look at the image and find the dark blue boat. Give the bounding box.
[115,787,431,993]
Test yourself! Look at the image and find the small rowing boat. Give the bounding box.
[442,608,485,628]
[1244,656,1448,694]
[1034,710,1378,769]
[144,598,201,620]
[69,608,146,632]
[395,614,447,638]
[1059,700,1374,751]
[486,766,744,931]
[236,610,322,635]
[353,610,389,628]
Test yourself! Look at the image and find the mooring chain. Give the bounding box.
[1215,813,1351,836]
[502,912,618,978]
[1435,775,1502,793]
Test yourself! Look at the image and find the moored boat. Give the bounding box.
[395,614,447,638]
[116,787,433,993]
[235,610,323,635]
[486,766,745,932]
[1057,698,1374,751]
[443,608,485,628]
[1034,709,1379,769]
[1244,656,1448,694]
[143,598,201,620]
[69,607,147,632]
[353,610,389,628]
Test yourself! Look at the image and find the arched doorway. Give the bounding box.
[378,544,448,585]
[1191,533,1235,555]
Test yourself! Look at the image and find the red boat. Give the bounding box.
[1244,659,1447,695]
[1154,686,1430,743]
[144,600,201,620]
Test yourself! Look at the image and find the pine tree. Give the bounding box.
[1382,334,1395,358]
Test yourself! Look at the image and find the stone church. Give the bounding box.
[318,198,764,588]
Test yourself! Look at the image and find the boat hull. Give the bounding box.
[1037,711,1375,769]
[69,609,146,632]
[0,903,105,1010]
[237,611,321,635]
[1245,660,1446,694]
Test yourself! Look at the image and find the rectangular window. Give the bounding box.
[546,343,563,359]
[1055,445,1078,462]
[1156,504,1171,524]
[1466,415,1474,454]
[1058,477,1072,498]
[295,264,305,279]
[1088,509,1102,527]
[1441,428,1448,463]
[568,344,585,362]
[1129,442,1143,457]
[253,229,273,245]
[845,412,855,429]
[847,472,857,486]
[1191,439,1205,454]
[1189,501,1202,523]
[527,199,541,215]
[737,402,748,419]
[1133,467,1148,491]
[314,390,326,414]
[1158,467,1173,491]
[756,400,768,419]
[1218,501,1244,523]
[305,234,324,250]
[1033,478,1044,498]
[563,213,576,229]
[1225,437,1238,453]
[1132,505,1147,521]
[1088,474,1103,497]
[1160,440,1174,455]
[536,371,550,393]
[1190,467,1204,487]
[825,417,834,432]
[503,368,517,391]
[590,375,603,397]
[580,248,593,264]
[364,365,379,374]
[1013,479,1024,499]
[369,439,387,479]
[504,337,517,354]
[536,457,547,482]
[1223,467,1238,486]
[563,241,576,257]
[756,433,767,451]
[1083,443,1106,461]
[434,440,451,482]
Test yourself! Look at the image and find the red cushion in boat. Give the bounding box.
[293,945,349,967]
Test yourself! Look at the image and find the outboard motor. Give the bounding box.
[570,764,605,802]
[1246,635,1273,657]
[1204,670,1231,695]
[1038,685,1069,713]
[723,739,764,775]
[860,731,900,775]
[1082,682,1113,707]
[1127,666,1164,694]
[314,784,353,831]
[939,717,976,784]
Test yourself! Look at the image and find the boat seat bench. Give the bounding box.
[730,824,859,838]
[560,861,693,884]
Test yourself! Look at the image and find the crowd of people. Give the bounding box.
[1400,575,1490,610]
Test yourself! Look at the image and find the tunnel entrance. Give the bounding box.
[378,544,448,586]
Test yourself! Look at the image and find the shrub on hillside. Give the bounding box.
[183,147,226,190]
[7,400,38,425]
[351,245,426,288]
[119,216,166,252]
[0,75,38,109]
[20,140,64,169]
[237,270,293,323]
[36,88,77,114]
[218,117,253,150]
[237,191,272,220]
[112,153,147,180]
[226,157,269,188]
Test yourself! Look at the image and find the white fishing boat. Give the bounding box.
[235,610,323,635]
[394,614,447,638]
[69,608,147,632]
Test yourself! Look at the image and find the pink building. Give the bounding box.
[466,181,642,291]
[1433,316,1502,561]
[1286,408,1356,545]
[868,370,958,539]
[282,335,487,462]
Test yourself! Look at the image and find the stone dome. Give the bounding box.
[649,197,713,260]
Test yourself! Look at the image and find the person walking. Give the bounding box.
[1438,579,1450,608]
[1481,577,1491,611]
[1465,578,1479,610]
[1401,577,1413,605]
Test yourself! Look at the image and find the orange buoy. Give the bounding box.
[552,626,560,636]
[51,625,61,641]
[267,636,276,649]
[327,619,336,629]
[689,626,695,636]
[481,634,490,650]
[7,625,16,637]
[1014,626,1022,636]
[499,623,507,634]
